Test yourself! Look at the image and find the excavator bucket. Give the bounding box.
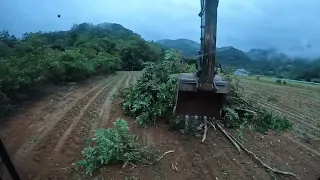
[173,73,229,118]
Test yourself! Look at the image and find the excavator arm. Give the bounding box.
[173,0,229,118]
[198,0,219,91]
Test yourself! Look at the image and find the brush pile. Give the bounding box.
[119,49,292,134]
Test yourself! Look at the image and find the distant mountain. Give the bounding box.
[156,39,252,68]
[216,46,252,68]
[156,39,200,57]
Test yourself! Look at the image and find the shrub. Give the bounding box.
[120,50,194,126]
[73,119,158,176]
[223,75,293,134]
[256,76,260,80]
[255,110,292,133]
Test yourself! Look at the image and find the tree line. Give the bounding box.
[0,22,164,116]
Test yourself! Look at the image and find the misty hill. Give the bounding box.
[247,48,290,61]
[156,39,200,57]
[156,38,320,81]
[156,39,252,68]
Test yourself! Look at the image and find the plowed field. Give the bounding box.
[1,72,319,180]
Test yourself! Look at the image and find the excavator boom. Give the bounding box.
[173,0,229,118]
[199,0,218,89]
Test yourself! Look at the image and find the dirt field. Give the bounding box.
[1,72,319,180]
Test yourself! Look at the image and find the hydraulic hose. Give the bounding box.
[199,0,205,17]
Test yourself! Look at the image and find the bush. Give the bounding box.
[57,49,94,81]
[276,79,282,84]
[256,76,260,80]
[0,91,13,117]
[120,50,194,126]
[73,119,158,176]
[255,111,292,133]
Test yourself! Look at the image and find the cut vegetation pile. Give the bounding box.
[119,50,292,134]
[223,76,293,134]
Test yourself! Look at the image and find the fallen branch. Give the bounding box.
[171,162,178,171]
[230,134,300,180]
[216,122,241,154]
[197,123,205,130]
[202,117,208,143]
[236,108,258,121]
[127,162,137,172]
[207,120,216,130]
[122,161,129,169]
[175,152,186,163]
[119,162,137,173]
[217,122,300,180]
[172,152,186,171]
[154,150,175,164]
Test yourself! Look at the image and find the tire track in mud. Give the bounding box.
[15,79,113,158]
[97,74,128,129]
[60,74,127,158]
[124,71,131,87]
[31,77,117,159]
[53,78,119,153]
[2,78,108,158]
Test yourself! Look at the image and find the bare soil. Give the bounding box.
[1,71,319,180]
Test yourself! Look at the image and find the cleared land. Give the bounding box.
[1,72,319,180]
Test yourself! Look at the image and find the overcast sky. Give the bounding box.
[0,0,319,57]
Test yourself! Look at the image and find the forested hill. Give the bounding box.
[0,22,164,103]
[216,46,252,68]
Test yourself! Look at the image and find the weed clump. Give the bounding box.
[73,119,158,176]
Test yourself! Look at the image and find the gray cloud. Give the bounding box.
[1,0,319,57]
